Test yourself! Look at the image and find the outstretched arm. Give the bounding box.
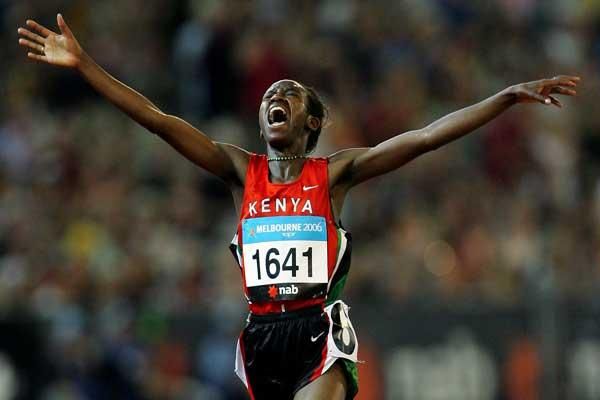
[329,76,580,187]
[18,14,248,185]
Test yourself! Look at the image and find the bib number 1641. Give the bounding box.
[251,247,312,280]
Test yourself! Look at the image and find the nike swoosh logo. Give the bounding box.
[310,332,325,342]
[303,185,319,191]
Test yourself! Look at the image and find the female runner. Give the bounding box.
[18,14,579,400]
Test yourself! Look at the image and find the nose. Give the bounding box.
[271,89,285,102]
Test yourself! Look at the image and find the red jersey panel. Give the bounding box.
[230,154,351,314]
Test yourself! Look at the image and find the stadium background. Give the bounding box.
[1,0,600,399]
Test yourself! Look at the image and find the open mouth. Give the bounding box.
[268,105,288,127]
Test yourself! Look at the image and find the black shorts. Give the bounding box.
[235,304,359,399]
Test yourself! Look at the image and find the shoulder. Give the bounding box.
[326,147,370,187]
[215,142,253,186]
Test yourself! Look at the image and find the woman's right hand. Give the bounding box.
[18,14,83,69]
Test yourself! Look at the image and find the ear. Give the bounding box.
[305,115,320,132]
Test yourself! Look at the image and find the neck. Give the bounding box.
[267,155,307,184]
[266,143,309,183]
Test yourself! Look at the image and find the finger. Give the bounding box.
[535,80,577,96]
[553,75,581,82]
[550,86,577,96]
[26,19,55,37]
[548,95,562,108]
[540,76,576,88]
[27,52,48,63]
[17,27,45,44]
[551,76,580,87]
[18,38,45,53]
[57,14,74,38]
[556,80,577,87]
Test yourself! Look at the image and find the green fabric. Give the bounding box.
[338,359,359,399]
[326,275,348,305]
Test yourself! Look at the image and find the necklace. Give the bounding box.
[267,154,307,161]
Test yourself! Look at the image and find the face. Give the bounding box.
[259,79,312,151]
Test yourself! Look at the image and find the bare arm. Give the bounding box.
[18,14,248,185]
[329,76,580,187]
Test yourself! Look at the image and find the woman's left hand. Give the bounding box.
[508,75,580,108]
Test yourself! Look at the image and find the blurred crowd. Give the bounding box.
[1,0,600,398]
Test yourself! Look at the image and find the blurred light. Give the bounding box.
[423,240,456,277]
[0,353,18,400]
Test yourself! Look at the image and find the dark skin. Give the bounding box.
[18,15,580,399]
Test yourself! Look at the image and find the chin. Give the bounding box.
[265,126,292,141]
[266,136,292,150]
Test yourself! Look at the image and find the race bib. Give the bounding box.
[242,215,328,302]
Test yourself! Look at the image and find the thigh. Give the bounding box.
[293,362,347,400]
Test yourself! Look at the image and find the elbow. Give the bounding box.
[146,108,169,135]
[419,128,437,152]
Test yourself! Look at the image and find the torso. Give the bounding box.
[229,154,353,314]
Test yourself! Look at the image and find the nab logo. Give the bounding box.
[267,284,299,299]
[279,285,299,295]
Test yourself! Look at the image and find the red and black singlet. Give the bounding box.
[230,154,352,314]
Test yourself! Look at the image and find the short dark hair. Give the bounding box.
[303,85,328,154]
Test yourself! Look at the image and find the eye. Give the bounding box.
[266,89,278,97]
[286,89,300,97]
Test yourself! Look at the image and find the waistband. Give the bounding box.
[248,298,324,315]
[248,304,324,323]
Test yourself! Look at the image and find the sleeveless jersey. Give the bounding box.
[230,154,352,314]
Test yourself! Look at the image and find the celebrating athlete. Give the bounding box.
[18,14,579,400]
